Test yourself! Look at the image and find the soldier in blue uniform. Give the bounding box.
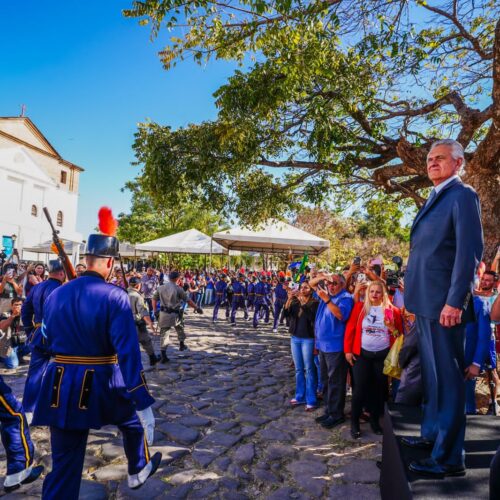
[0,375,43,492]
[21,259,66,421]
[230,274,248,326]
[32,233,161,499]
[253,276,270,328]
[246,275,256,312]
[272,277,288,333]
[212,275,228,323]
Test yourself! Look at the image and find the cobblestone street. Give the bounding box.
[0,310,382,499]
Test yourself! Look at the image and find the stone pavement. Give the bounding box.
[0,309,382,499]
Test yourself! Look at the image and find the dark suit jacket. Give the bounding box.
[405,178,483,320]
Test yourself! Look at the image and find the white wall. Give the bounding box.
[0,147,81,258]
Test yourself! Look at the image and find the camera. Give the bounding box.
[353,256,361,266]
[386,256,404,288]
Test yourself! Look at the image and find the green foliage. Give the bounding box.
[295,207,411,268]
[124,0,498,235]
[117,176,225,244]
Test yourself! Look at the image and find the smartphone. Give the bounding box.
[6,269,14,278]
[353,256,361,266]
[384,309,394,323]
[356,273,366,283]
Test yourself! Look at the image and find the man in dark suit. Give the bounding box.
[403,139,483,477]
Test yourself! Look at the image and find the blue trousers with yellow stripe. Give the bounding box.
[42,414,150,500]
[0,376,34,475]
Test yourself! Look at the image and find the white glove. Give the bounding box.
[137,406,155,446]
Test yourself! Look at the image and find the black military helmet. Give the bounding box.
[84,234,119,258]
[48,259,64,273]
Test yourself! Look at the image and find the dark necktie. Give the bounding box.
[425,189,437,207]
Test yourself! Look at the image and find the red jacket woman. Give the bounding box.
[344,301,404,356]
[344,280,404,439]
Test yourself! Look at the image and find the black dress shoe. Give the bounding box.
[409,458,466,478]
[4,465,44,493]
[321,416,345,429]
[401,436,435,450]
[149,354,159,367]
[130,452,163,490]
[315,413,330,423]
[350,428,361,439]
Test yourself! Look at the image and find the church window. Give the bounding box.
[60,171,67,184]
[31,205,38,217]
[56,211,63,227]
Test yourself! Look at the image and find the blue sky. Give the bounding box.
[0,0,236,237]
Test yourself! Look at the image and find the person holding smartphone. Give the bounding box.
[309,273,354,429]
[0,266,23,315]
[284,281,319,410]
[344,281,403,439]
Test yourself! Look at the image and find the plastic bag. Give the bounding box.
[383,334,404,379]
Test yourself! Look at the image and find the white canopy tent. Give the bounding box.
[136,229,227,255]
[22,239,82,255]
[212,219,330,256]
[22,238,83,266]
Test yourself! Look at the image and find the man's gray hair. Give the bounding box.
[429,139,465,166]
[332,273,346,284]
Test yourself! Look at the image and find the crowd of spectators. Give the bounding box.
[1,248,499,437]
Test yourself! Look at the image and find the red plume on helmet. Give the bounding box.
[98,207,118,236]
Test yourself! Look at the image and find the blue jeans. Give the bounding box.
[290,336,317,406]
[204,288,214,305]
[314,354,323,393]
[0,345,30,369]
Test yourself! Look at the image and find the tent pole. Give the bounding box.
[210,236,213,271]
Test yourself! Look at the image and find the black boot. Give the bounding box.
[149,353,159,367]
[160,350,169,363]
[350,420,361,439]
[370,418,383,435]
[179,341,187,351]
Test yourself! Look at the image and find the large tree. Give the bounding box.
[125,0,499,260]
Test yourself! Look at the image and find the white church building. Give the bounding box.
[0,116,83,260]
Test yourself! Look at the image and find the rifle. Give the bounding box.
[118,254,128,288]
[43,207,77,281]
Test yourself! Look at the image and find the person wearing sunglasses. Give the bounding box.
[309,273,354,429]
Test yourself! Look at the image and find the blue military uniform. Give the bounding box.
[21,276,62,414]
[212,278,228,321]
[247,279,256,311]
[230,278,248,324]
[33,231,160,499]
[464,295,494,414]
[0,375,43,491]
[253,279,270,328]
[273,280,288,331]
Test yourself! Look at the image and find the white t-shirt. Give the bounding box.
[361,306,390,352]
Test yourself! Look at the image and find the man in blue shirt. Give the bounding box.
[309,273,353,428]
